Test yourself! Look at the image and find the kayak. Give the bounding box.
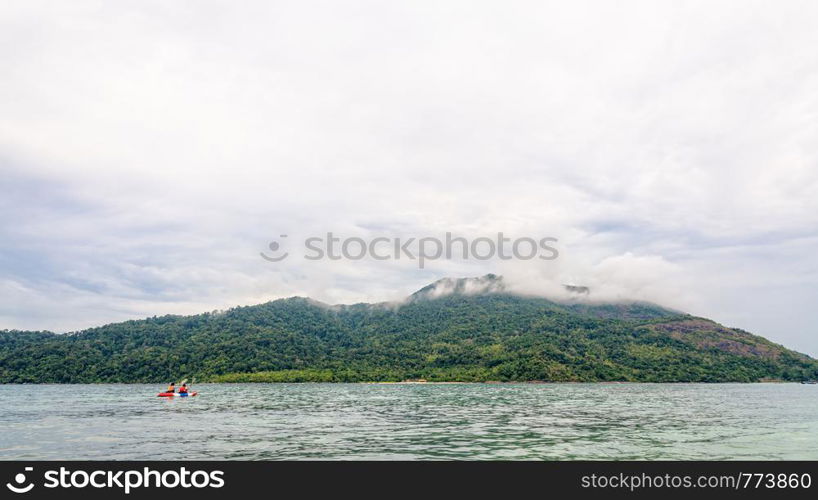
[157,392,198,397]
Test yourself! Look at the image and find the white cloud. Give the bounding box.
[1,0,817,355]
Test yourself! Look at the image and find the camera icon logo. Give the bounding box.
[6,467,34,494]
[260,234,289,262]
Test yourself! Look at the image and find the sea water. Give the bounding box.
[1,383,816,460]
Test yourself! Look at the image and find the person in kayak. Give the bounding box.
[165,382,176,393]
[178,383,189,394]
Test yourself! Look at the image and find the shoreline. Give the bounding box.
[0,380,800,385]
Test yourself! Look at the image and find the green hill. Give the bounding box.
[1,275,816,383]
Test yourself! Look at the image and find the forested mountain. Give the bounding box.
[2,275,816,383]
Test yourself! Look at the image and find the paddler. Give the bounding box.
[165,382,176,393]
[178,383,189,394]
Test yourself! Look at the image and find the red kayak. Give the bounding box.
[157,391,198,397]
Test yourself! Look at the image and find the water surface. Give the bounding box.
[1,383,816,460]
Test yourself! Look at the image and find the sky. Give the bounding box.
[1,1,817,356]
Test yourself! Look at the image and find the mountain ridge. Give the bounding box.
[1,275,816,383]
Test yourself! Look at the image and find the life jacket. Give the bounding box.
[166,386,175,393]
[179,386,188,393]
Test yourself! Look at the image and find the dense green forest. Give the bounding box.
[2,278,817,383]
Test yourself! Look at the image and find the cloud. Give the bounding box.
[1,0,817,355]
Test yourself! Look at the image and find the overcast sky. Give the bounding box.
[2,1,817,355]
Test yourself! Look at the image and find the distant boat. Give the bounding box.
[801,380,818,384]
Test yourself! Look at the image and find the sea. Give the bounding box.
[1,383,816,460]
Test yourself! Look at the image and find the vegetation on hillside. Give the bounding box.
[2,289,816,384]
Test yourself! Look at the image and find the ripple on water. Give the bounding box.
[0,383,816,460]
